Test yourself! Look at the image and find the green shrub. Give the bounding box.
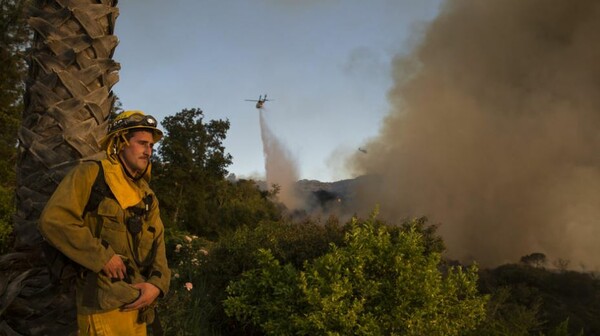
[160,217,346,335]
[158,229,217,335]
[476,264,594,335]
[224,214,488,336]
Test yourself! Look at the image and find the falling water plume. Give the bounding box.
[259,109,303,209]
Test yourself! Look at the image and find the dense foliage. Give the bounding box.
[158,214,595,336]
[152,108,281,240]
[224,215,487,336]
[475,264,596,335]
[0,0,30,253]
[160,216,346,335]
[153,107,231,233]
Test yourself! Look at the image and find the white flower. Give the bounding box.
[175,244,183,253]
[184,282,193,291]
[173,273,180,279]
[191,258,199,266]
[184,235,192,243]
[199,248,208,256]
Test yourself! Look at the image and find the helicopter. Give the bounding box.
[245,94,272,109]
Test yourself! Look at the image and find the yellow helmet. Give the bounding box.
[100,110,163,150]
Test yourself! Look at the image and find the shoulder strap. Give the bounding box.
[83,161,114,216]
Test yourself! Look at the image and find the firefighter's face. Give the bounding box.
[119,130,154,177]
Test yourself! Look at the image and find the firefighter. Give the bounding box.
[39,110,170,335]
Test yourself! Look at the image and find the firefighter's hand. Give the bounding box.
[122,282,160,311]
[102,254,126,280]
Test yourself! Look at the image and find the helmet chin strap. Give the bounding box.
[117,152,148,182]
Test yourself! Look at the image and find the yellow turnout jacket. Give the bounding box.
[39,159,170,315]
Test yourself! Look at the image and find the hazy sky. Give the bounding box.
[113,0,442,182]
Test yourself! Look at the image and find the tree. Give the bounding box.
[0,0,119,334]
[0,0,31,254]
[207,178,282,233]
[153,108,234,237]
[520,252,547,268]
[224,214,488,335]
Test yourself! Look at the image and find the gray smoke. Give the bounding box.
[350,0,600,269]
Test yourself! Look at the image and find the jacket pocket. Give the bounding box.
[97,273,140,310]
[136,228,157,266]
[96,199,127,253]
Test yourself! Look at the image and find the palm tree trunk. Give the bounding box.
[0,0,119,334]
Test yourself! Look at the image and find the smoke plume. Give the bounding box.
[259,110,303,209]
[350,0,600,269]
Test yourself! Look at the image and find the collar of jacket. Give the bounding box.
[101,158,147,209]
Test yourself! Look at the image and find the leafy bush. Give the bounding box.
[158,229,217,335]
[224,214,488,335]
[159,217,346,335]
[477,264,596,335]
[469,286,544,335]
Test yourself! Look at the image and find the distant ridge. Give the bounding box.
[237,175,381,214]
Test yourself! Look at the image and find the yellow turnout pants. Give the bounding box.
[77,309,146,336]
